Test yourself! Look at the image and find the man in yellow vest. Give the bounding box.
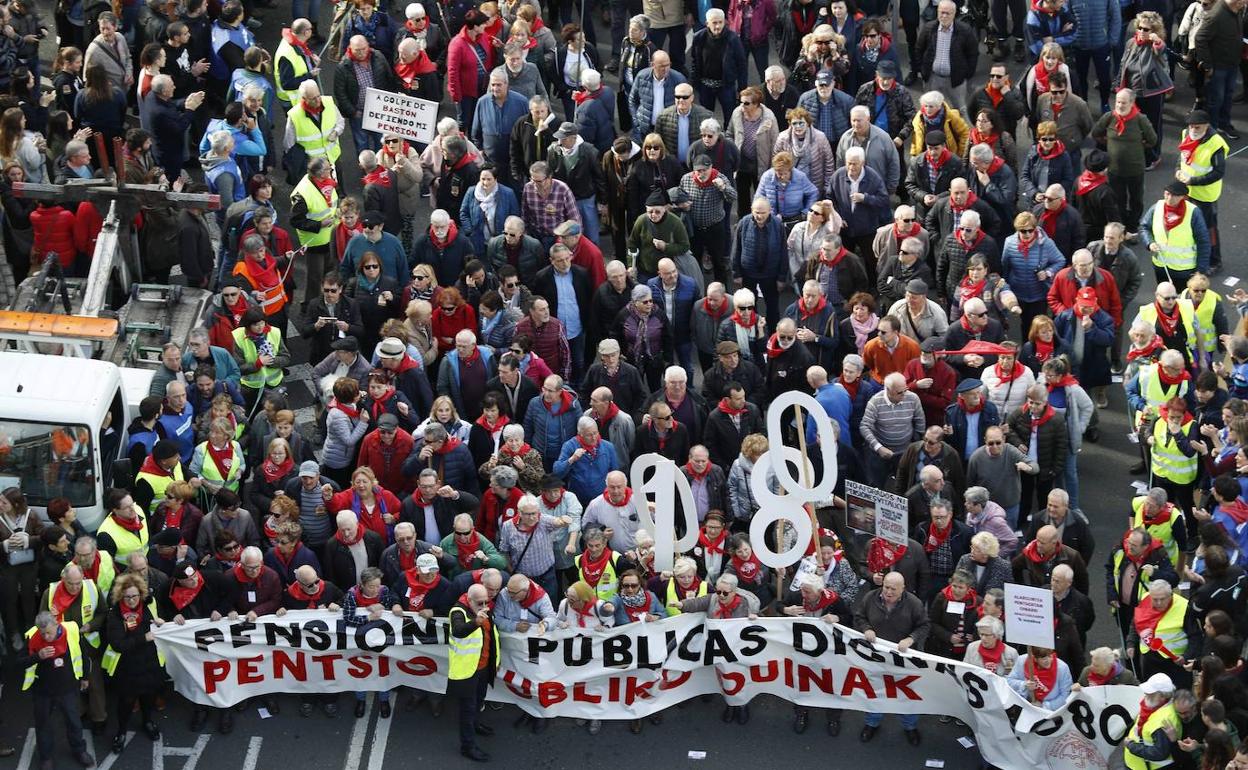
[231,306,290,403]
[1145,396,1205,543]
[1181,273,1229,369]
[290,157,340,308]
[576,529,623,604]
[1127,580,1199,689]
[39,563,107,732]
[19,612,94,768]
[133,439,196,514]
[274,19,320,108]
[1175,110,1228,274]
[285,80,345,185]
[1139,181,1211,290]
[1133,286,1204,371]
[1123,673,1181,770]
[1131,487,1189,574]
[95,488,150,563]
[447,583,498,762]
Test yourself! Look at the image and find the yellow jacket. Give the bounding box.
[910,106,971,158]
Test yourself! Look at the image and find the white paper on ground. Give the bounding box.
[1225,276,1241,287]
[688,751,707,759]
[257,708,272,719]
[925,761,946,768]
[958,737,976,749]
[1131,481,1149,493]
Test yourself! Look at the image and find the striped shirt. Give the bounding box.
[498,515,563,577]
[860,390,926,452]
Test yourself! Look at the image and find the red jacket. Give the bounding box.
[30,206,78,268]
[1046,266,1124,327]
[431,303,479,352]
[356,427,416,497]
[903,357,958,427]
[74,202,104,259]
[446,27,496,101]
[571,238,606,290]
[476,486,524,542]
[241,226,297,259]
[329,487,404,543]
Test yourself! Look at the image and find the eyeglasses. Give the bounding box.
[621,582,640,589]
[778,334,796,342]
[715,589,733,596]
[656,412,673,420]
[323,286,340,294]
[645,145,661,151]
[989,73,1005,79]
[122,592,141,600]
[737,304,754,310]
[968,310,987,317]
[1017,228,1036,235]
[958,226,977,232]
[454,530,473,538]
[362,264,381,271]
[741,101,756,106]
[385,138,402,144]
[414,273,430,281]
[675,93,693,100]
[1038,137,1056,142]
[221,291,241,299]
[985,440,1003,446]
[900,217,916,223]
[1159,295,1178,301]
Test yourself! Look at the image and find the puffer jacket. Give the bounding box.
[521,388,584,469]
[773,128,837,195]
[1001,232,1066,303]
[853,80,916,146]
[909,107,971,158]
[1019,144,1076,205]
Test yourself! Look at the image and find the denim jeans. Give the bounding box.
[864,712,919,730]
[351,116,382,154]
[575,197,601,245]
[1073,45,1113,112]
[457,96,479,137]
[1060,451,1079,510]
[676,341,695,382]
[568,333,586,382]
[696,84,737,122]
[1208,67,1239,130]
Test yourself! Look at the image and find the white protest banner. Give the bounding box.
[156,612,1139,769]
[1005,583,1056,649]
[361,87,438,145]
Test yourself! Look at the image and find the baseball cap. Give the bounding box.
[416,553,439,574]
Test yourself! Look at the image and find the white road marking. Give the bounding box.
[14,728,34,770]
[94,731,136,770]
[240,736,263,770]
[366,700,392,770]
[342,694,371,770]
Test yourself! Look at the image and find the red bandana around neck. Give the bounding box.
[1026,655,1059,699]
[1178,131,1203,166]
[685,461,711,481]
[112,512,144,533]
[732,550,765,582]
[170,572,205,610]
[28,626,69,662]
[287,578,328,607]
[1075,170,1107,195]
[603,488,633,508]
[1163,200,1187,232]
[714,591,744,618]
[924,519,953,553]
[455,531,482,569]
[698,528,727,555]
[1113,104,1141,136]
[867,538,906,574]
[579,548,614,586]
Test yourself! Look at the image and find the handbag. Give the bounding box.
[3,514,34,565]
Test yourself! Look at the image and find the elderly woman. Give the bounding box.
[329,466,402,544]
[261,495,301,549]
[1118,12,1173,168]
[837,293,879,357]
[963,616,1018,676]
[190,417,246,495]
[1001,211,1066,336]
[1073,647,1139,689]
[727,433,768,526]
[726,86,780,214]
[613,284,673,391]
[675,572,760,722]
[649,555,707,613]
[909,91,969,159]
[1020,120,1075,206]
[623,133,685,226]
[104,573,165,753]
[1021,43,1071,126]
[616,16,656,133]
[953,531,1013,596]
[962,494,1019,561]
[724,533,774,609]
[754,151,821,225]
[788,201,842,294]
[966,107,1018,172]
[556,580,616,630]
[1008,646,1073,709]
[718,287,769,363]
[925,570,980,659]
[460,163,521,257]
[773,108,836,197]
[480,423,547,493]
[1020,315,1069,374]
[949,253,1022,332]
[248,437,297,518]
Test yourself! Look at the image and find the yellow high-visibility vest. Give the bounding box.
[291,174,338,248]
[446,605,498,681]
[22,621,83,690]
[232,325,284,389]
[286,96,342,164]
[1179,130,1228,203]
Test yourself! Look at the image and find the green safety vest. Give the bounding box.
[1149,418,1198,487]
[291,174,338,248]
[135,462,185,508]
[1181,287,1222,354]
[1150,203,1198,273]
[273,38,311,106]
[577,551,621,603]
[1124,702,1180,770]
[232,325,285,389]
[446,605,497,681]
[101,600,165,676]
[1131,496,1183,569]
[1178,130,1228,204]
[43,579,102,648]
[195,440,244,491]
[665,576,708,617]
[286,96,342,164]
[23,621,83,690]
[95,512,150,563]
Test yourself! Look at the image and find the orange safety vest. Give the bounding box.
[232,257,288,316]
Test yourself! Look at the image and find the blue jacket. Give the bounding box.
[198,118,267,168]
[797,87,855,143]
[731,213,789,281]
[471,91,530,173]
[157,402,196,464]
[754,168,820,220]
[1025,5,1078,57]
[944,399,1001,460]
[689,27,748,95]
[209,21,255,81]
[1055,307,1117,386]
[828,165,891,237]
[1001,233,1067,303]
[436,346,497,417]
[807,382,853,449]
[340,11,397,60]
[188,381,245,418]
[341,232,410,285]
[183,348,242,389]
[836,377,881,433]
[647,274,700,340]
[522,389,584,469]
[553,436,621,505]
[574,87,618,154]
[1138,202,1211,275]
[1070,0,1121,51]
[459,184,521,256]
[413,230,477,288]
[628,68,689,140]
[228,68,276,115]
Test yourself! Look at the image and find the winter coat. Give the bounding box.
[1073,178,1123,245]
[1070,0,1122,51]
[836,124,902,192]
[574,88,618,155]
[774,128,837,195]
[688,27,748,94]
[1118,38,1174,98]
[913,19,979,86]
[828,165,891,237]
[460,185,521,257]
[1001,233,1066,303]
[1047,265,1124,326]
[628,68,689,139]
[726,105,782,178]
[727,0,778,47]
[446,28,496,100]
[522,390,584,469]
[1055,308,1116,387]
[1090,110,1156,179]
[796,89,854,149]
[853,80,916,146]
[1031,202,1086,262]
[1005,405,1068,480]
[553,436,622,504]
[1087,240,1142,307]
[333,51,396,121]
[104,603,165,694]
[753,167,821,219]
[1025,4,1078,58]
[1020,145,1076,207]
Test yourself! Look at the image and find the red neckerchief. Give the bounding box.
[1126,337,1165,363]
[1075,170,1107,196]
[363,167,392,189]
[924,519,954,553]
[1033,61,1056,93]
[717,397,748,417]
[1133,599,1170,652]
[501,441,533,458]
[261,456,293,483]
[693,168,721,188]
[927,147,953,170]
[731,308,757,328]
[430,221,460,249]
[170,571,205,610]
[123,602,152,637]
[350,585,383,609]
[1046,373,1079,393]
[799,296,828,321]
[994,360,1024,383]
[287,578,328,607]
[543,390,574,414]
[1157,364,1191,389]
[518,583,548,610]
[51,582,78,620]
[1114,104,1141,135]
[941,583,979,609]
[1140,498,1175,528]
[398,547,417,573]
[958,274,987,304]
[1037,138,1066,160]
[1029,404,1056,429]
[576,435,601,458]
[330,398,360,420]
[1163,200,1187,232]
[403,571,441,609]
[403,17,426,34]
[272,543,299,571]
[697,528,726,555]
[1026,655,1059,698]
[984,84,1004,108]
[1022,539,1056,564]
[300,98,323,117]
[803,587,841,613]
[82,553,102,581]
[232,563,260,584]
[263,517,279,542]
[685,461,711,481]
[950,190,979,214]
[476,413,509,434]
[395,52,437,84]
[162,503,184,533]
[1154,301,1182,337]
[986,155,1006,174]
[969,127,999,150]
[112,512,144,533]
[1178,131,1203,166]
[838,374,860,400]
[867,538,906,573]
[602,488,633,509]
[894,221,921,241]
[765,333,788,359]
[206,442,235,479]
[1033,337,1053,361]
[702,297,729,320]
[978,639,1006,672]
[593,402,620,433]
[819,246,848,269]
[624,597,651,622]
[346,45,371,63]
[334,524,364,547]
[282,27,315,57]
[714,591,744,618]
[572,88,600,105]
[455,531,481,570]
[1136,697,1159,732]
[435,436,464,455]
[958,393,985,414]
[451,151,478,171]
[243,250,283,292]
[570,599,599,627]
[139,455,172,477]
[28,625,69,661]
[367,388,395,422]
[579,548,614,586]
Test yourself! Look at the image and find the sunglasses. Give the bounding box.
[1018,228,1036,235]
[985,440,1003,446]
[385,138,401,144]
[675,93,693,100]
[1039,137,1057,142]
[1050,89,1066,95]
[989,73,1005,79]
[778,335,796,342]
[716,590,733,596]
[621,582,641,589]
[221,291,241,299]
[900,217,916,223]
[323,286,340,293]
[363,264,381,270]
[738,304,754,310]
[741,101,757,106]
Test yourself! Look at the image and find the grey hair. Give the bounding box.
[418,468,440,483]
[706,7,725,20]
[576,415,599,433]
[501,424,525,442]
[1147,487,1169,506]
[629,13,650,29]
[359,566,383,586]
[970,531,999,557]
[672,556,697,576]
[850,104,870,120]
[359,149,379,170]
[844,146,865,163]
[920,90,944,108]
[580,69,601,90]
[717,572,739,590]
[700,118,722,135]
[1089,646,1119,666]
[151,74,174,95]
[764,65,786,80]
[960,209,981,228]
[490,464,519,487]
[504,215,526,232]
[964,486,990,506]
[34,611,57,631]
[65,139,89,158]
[187,328,209,345]
[436,117,459,136]
[529,160,550,177]
[430,209,451,226]
[209,130,233,154]
[842,353,864,371]
[969,143,995,164]
[423,423,449,443]
[975,616,1003,636]
[243,84,266,101]
[1105,221,1126,237]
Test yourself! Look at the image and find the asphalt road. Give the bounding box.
[11,0,1248,767]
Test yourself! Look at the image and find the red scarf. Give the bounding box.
[170,571,205,610]
[501,441,533,458]
[430,221,460,249]
[1026,655,1059,699]
[577,434,601,458]
[765,333,789,358]
[1022,538,1056,564]
[867,538,906,574]
[346,44,371,63]
[162,503,185,533]
[1075,170,1107,196]
[543,390,574,414]
[362,167,392,189]
[969,127,999,150]
[572,88,600,105]
[579,548,614,586]
[206,442,236,479]
[926,147,952,170]
[593,402,620,433]
[403,572,441,610]
[1133,599,1173,657]
[958,274,987,304]
[139,455,172,478]
[1037,138,1066,160]
[1163,200,1186,232]
[518,583,548,610]
[685,461,711,481]
[334,524,364,547]
[819,246,848,269]
[697,528,727,555]
[701,296,729,320]
[28,626,69,661]
[1087,664,1118,686]
[839,374,860,400]
[367,387,396,422]
[1126,336,1165,363]
[986,156,1006,175]
[1154,301,1182,337]
[300,98,323,118]
[799,295,828,320]
[82,553,102,581]
[475,413,509,434]
[1113,104,1141,135]
[1157,363,1191,388]
[282,27,315,57]
[1122,532,1163,571]
[955,226,985,253]
[286,578,328,607]
[395,52,438,84]
[803,587,840,614]
[714,591,744,618]
[978,639,1006,672]
[264,517,279,542]
[1034,61,1056,93]
[1046,373,1079,393]
[950,190,979,214]
[693,168,721,188]
[924,519,954,553]
[731,309,757,328]
[232,562,260,584]
[602,488,633,509]
[111,511,144,533]
[261,456,293,483]
[994,360,1024,383]
[1179,131,1204,166]
[1136,697,1160,732]
[894,221,921,241]
[1029,404,1056,429]
[455,532,481,570]
[1034,338,1054,362]
[330,398,360,420]
[51,582,78,620]
[984,83,1004,108]
[570,598,599,627]
[958,392,985,414]
[350,585,383,610]
[398,547,417,573]
[941,583,979,609]
[717,397,748,417]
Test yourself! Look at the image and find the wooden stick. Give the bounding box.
[794,405,823,568]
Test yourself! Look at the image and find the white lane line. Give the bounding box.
[178,735,213,770]
[1229,144,1248,158]
[240,736,263,770]
[15,728,34,770]
[366,700,392,770]
[342,694,372,770]
[94,732,135,770]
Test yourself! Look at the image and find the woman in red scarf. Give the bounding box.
[965,615,1018,675]
[1117,12,1172,168]
[1021,121,1074,206]
[249,438,296,533]
[1073,646,1138,688]
[1020,315,1067,375]
[430,286,478,354]
[262,496,300,548]
[151,481,204,551]
[329,467,402,543]
[925,570,981,659]
[189,418,245,495]
[359,370,416,433]
[1023,42,1069,123]
[104,573,165,753]
[333,198,365,264]
[724,534,774,609]
[1008,646,1072,708]
[967,108,1018,171]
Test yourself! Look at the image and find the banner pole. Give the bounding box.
[795,405,823,569]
